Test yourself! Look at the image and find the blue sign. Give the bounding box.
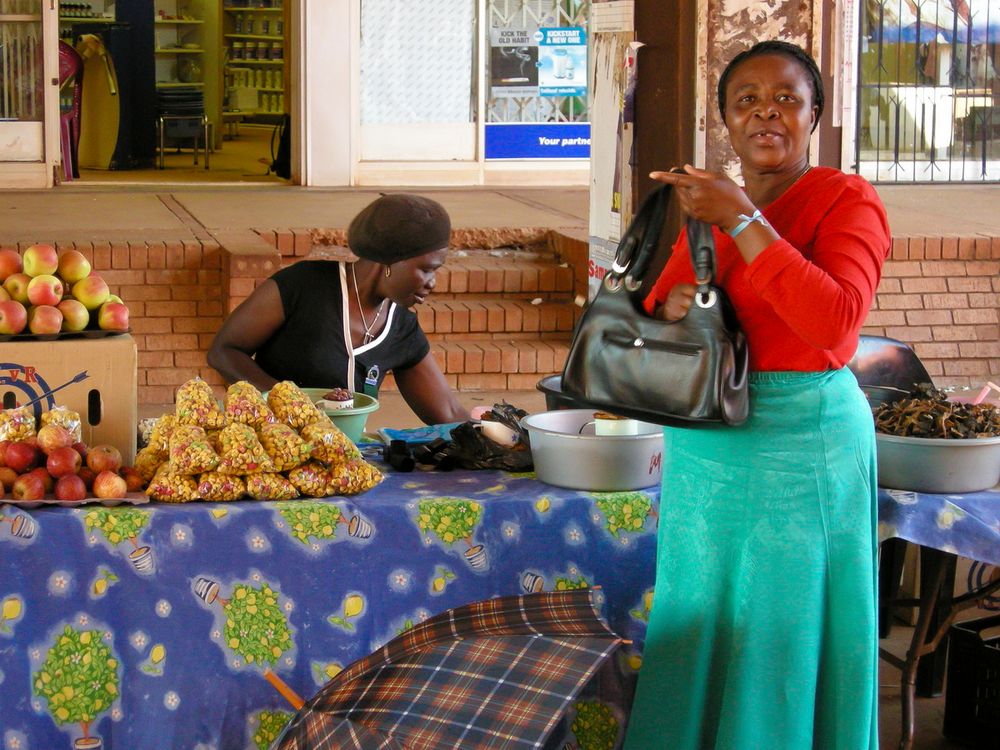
[485,123,590,160]
[536,26,587,97]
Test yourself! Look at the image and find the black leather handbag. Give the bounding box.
[561,184,749,426]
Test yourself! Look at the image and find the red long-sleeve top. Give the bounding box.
[642,167,891,372]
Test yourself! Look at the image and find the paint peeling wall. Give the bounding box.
[703,0,816,177]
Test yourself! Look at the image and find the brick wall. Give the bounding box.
[2,230,996,408]
[0,239,225,405]
[860,237,1000,388]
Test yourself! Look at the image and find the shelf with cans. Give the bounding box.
[222,0,286,119]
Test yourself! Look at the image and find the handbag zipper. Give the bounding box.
[603,332,701,356]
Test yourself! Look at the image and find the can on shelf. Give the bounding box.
[257,42,269,60]
[244,41,257,60]
[271,41,283,60]
[231,41,245,60]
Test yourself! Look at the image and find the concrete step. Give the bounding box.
[418,298,580,336]
[382,338,570,394]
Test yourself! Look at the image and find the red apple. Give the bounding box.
[71,275,110,311]
[22,244,58,277]
[27,305,63,335]
[0,249,23,281]
[4,442,40,473]
[3,273,31,304]
[92,470,127,499]
[57,298,90,332]
[0,466,18,489]
[11,472,45,501]
[21,436,39,450]
[71,441,88,462]
[36,424,74,455]
[47,446,82,478]
[27,466,54,493]
[86,444,122,474]
[54,474,88,503]
[56,250,91,284]
[120,466,145,492]
[0,300,27,334]
[97,301,129,331]
[0,440,10,466]
[78,466,96,490]
[26,274,63,306]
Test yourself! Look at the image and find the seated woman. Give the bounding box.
[208,193,470,425]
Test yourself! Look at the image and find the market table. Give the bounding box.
[876,485,1000,750]
[0,462,659,750]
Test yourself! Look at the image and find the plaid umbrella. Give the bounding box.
[272,588,624,750]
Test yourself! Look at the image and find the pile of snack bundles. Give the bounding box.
[137,378,382,503]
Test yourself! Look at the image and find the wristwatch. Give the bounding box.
[728,209,769,238]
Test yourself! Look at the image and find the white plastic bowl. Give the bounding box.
[521,409,663,491]
[876,432,1000,493]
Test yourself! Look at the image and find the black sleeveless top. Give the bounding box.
[255,260,430,394]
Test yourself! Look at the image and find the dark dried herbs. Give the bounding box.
[873,384,1000,439]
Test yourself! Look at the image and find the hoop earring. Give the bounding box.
[384,267,391,278]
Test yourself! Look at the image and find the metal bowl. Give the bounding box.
[521,409,663,491]
[876,432,1000,493]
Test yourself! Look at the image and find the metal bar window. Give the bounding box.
[857,0,999,182]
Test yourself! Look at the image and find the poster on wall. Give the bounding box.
[489,28,539,98]
[536,26,587,97]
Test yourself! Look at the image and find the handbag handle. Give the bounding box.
[607,183,719,301]
[609,184,670,290]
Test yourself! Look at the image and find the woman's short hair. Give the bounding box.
[348,193,452,264]
[717,40,824,132]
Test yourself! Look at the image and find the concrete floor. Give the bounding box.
[2,180,998,245]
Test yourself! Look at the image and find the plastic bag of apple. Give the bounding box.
[0,418,145,505]
[0,244,129,337]
[134,377,383,503]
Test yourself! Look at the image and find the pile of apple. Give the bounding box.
[0,424,144,503]
[0,244,129,336]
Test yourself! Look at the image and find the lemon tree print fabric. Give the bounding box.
[0,469,661,750]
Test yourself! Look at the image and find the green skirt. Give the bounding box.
[624,369,879,750]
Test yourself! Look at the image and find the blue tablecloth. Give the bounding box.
[878,486,1000,567]
[0,466,659,750]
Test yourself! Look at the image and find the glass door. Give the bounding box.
[358,0,476,161]
[0,0,58,186]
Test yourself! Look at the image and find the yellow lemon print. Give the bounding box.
[211,508,229,519]
[343,594,364,618]
[535,497,551,513]
[150,644,166,664]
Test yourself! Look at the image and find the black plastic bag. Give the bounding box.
[446,422,533,472]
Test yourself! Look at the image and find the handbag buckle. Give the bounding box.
[624,276,642,292]
[695,289,718,309]
[604,275,624,292]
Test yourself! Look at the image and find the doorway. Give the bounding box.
[56,0,293,185]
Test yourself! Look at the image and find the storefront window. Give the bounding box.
[1,0,43,123]
[0,0,44,161]
[858,0,999,182]
[485,0,589,159]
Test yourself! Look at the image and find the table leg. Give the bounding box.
[915,546,956,696]
[896,550,949,750]
[879,538,908,638]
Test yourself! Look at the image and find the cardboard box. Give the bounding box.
[0,335,138,462]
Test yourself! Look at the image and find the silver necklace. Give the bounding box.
[351,264,386,344]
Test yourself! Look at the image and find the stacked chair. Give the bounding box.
[156,87,210,169]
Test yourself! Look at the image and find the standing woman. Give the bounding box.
[208,193,470,425]
[624,41,889,748]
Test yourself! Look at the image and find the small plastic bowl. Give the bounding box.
[298,388,379,444]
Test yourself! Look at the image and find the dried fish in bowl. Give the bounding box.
[874,384,1000,439]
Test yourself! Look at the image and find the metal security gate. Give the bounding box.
[857,0,999,182]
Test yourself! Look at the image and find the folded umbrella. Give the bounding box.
[272,588,624,750]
